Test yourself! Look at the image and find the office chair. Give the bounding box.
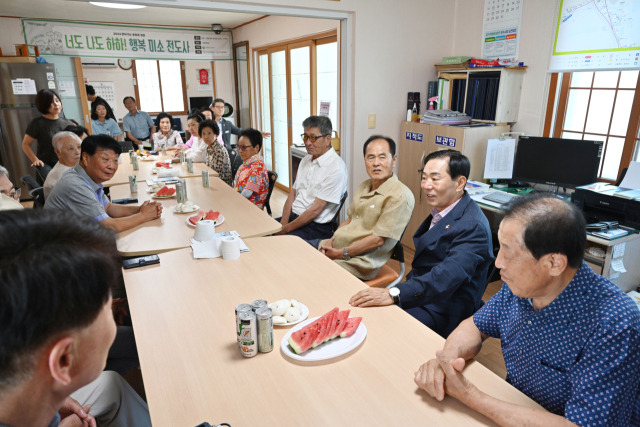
[363,240,406,288]
[265,170,278,215]
[330,191,348,233]
[29,187,45,208]
[21,175,40,192]
[226,147,243,178]
[119,140,134,152]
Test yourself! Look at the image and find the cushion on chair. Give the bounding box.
[364,264,399,288]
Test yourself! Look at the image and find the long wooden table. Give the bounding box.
[110,177,281,256]
[104,153,217,187]
[122,236,541,426]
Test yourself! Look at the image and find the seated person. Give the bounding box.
[122,96,155,146]
[71,370,151,427]
[180,111,206,157]
[86,84,116,121]
[349,150,493,338]
[0,209,150,426]
[276,116,347,244]
[209,98,270,149]
[46,134,163,232]
[200,107,213,121]
[152,112,183,151]
[0,166,23,211]
[91,99,122,140]
[318,136,414,279]
[414,193,640,426]
[200,119,233,186]
[43,131,82,199]
[234,128,269,209]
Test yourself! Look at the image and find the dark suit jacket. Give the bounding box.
[218,118,241,150]
[397,191,493,335]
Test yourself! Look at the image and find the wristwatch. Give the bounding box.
[342,247,350,261]
[389,287,400,305]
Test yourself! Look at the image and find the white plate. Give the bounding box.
[281,316,367,362]
[151,192,175,199]
[274,302,310,327]
[173,204,200,214]
[139,155,156,161]
[185,214,225,227]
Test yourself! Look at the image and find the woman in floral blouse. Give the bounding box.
[233,128,269,209]
[199,120,232,186]
[152,112,183,151]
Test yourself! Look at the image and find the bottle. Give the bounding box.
[412,103,419,122]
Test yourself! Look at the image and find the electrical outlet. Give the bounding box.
[368,114,376,129]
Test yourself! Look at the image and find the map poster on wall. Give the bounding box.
[482,0,523,60]
[22,19,232,60]
[549,0,640,71]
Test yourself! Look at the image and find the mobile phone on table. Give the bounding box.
[123,254,160,269]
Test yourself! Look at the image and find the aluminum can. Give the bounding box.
[179,151,186,164]
[132,155,139,171]
[176,179,187,203]
[256,307,274,353]
[129,150,134,164]
[202,170,210,187]
[128,175,137,193]
[251,299,268,312]
[187,157,194,173]
[235,303,252,339]
[238,311,257,358]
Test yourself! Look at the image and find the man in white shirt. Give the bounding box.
[43,131,82,199]
[276,116,347,245]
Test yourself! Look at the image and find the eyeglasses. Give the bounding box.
[236,144,254,151]
[301,134,329,143]
[2,187,21,201]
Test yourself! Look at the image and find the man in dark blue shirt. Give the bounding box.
[414,193,640,426]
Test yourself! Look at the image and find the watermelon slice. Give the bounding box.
[339,317,362,338]
[324,308,341,343]
[313,308,338,348]
[288,318,321,354]
[155,186,175,196]
[204,210,220,221]
[328,310,350,340]
[189,211,205,225]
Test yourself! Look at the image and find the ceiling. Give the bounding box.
[0,0,264,30]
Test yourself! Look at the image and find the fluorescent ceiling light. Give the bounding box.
[89,2,146,9]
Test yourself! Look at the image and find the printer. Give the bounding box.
[572,188,640,230]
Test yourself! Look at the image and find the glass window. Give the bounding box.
[134,60,186,114]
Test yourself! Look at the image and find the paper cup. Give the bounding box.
[193,220,216,242]
[220,236,240,260]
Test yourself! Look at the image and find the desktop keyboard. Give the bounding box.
[482,191,518,205]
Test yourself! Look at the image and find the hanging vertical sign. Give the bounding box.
[23,19,232,60]
[199,69,209,84]
[481,0,523,60]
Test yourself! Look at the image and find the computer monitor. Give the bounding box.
[188,96,213,112]
[513,136,603,188]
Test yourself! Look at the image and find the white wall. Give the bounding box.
[231,1,456,190]
[450,0,560,136]
[0,17,22,54]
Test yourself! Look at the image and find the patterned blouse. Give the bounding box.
[152,130,183,151]
[234,154,269,210]
[205,143,232,186]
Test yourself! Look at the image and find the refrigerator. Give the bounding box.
[0,62,59,199]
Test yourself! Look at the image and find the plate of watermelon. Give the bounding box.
[281,307,366,362]
[186,210,225,226]
[152,186,176,198]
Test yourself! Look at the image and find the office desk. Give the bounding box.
[110,177,281,256]
[471,190,640,292]
[104,153,217,187]
[122,236,541,426]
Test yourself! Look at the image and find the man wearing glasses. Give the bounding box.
[0,166,23,210]
[276,115,347,245]
[210,98,270,149]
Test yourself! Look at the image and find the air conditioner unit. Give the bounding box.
[81,57,117,68]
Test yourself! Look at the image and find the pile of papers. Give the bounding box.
[420,110,471,125]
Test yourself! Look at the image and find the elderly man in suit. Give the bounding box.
[349,149,494,338]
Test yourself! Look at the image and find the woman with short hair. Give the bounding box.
[233,128,269,209]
